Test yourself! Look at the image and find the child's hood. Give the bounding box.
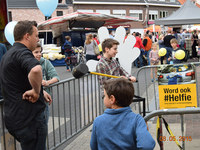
[169,72,178,78]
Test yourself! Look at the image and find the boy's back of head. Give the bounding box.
[104,78,134,107]
[102,38,119,53]
[170,67,176,72]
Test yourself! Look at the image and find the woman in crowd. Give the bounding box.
[84,33,98,61]
[191,30,199,60]
[158,34,165,64]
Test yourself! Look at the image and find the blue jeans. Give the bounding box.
[44,104,49,123]
[180,41,185,49]
[135,50,143,67]
[146,49,151,65]
[165,47,173,64]
[9,110,47,150]
[64,52,73,70]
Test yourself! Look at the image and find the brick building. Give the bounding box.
[6,0,187,44]
[7,0,73,23]
[72,0,181,33]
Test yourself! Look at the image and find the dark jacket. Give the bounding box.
[164,35,175,47]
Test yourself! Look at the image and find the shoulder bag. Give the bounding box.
[93,41,100,55]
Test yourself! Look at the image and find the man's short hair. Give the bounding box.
[103,78,134,107]
[14,20,37,41]
[36,42,41,48]
[93,34,97,38]
[135,32,139,36]
[170,38,178,44]
[109,30,112,34]
[167,29,172,34]
[170,68,176,72]
[65,36,71,41]
[102,38,119,53]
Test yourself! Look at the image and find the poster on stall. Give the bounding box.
[158,63,197,109]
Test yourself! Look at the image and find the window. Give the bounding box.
[113,10,126,16]
[170,0,176,2]
[149,10,158,21]
[96,10,110,15]
[8,11,12,22]
[45,16,52,20]
[57,11,63,16]
[160,11,168,18]
[129,10,143,21]
[159,0,165,1]
[77,9,93,13]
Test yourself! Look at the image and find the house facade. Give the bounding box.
[7,0,73,23]
[72,0,181,33]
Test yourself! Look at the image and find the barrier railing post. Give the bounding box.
[181,114,185,150]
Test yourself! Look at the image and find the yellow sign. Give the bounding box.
[159,84,197,109]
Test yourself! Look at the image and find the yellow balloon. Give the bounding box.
[175,50,185,60]
[158,48,167,56]
[98,44,102,52]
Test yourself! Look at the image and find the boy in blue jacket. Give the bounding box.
[90,78,155,150]
[167,68,182,85]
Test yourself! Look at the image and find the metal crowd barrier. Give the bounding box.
[135,62,200,114]
[135,62,200,150]
[0,73,103,150]
[144,108,200,150]
[0,72,145,150]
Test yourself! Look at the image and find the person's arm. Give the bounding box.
[42,60,60,87]
[42,77,59,87]
[96,62,109,85]
[43,90,52,105]
[90,121,98,150]
[135,115,156,150]
[118,62,136,82]
[149,51,152,60]
[139,38,145,49]
[143,39,147,47]
[166,75,169,79]
[22,65,42,103]
[177,74,182,78]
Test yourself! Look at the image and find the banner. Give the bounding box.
[158,64,197,109]
[0,0,8,42]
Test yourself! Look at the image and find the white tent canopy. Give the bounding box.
[155,0,200,26]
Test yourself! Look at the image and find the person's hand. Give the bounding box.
[129,76,137,82]
[179,73,182,76]
[120,76,136,82]
[22,89,39,103]
[42,80,49,87]
[43,90,52,105]
[168,58,171,61]
[167,74,169,77]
